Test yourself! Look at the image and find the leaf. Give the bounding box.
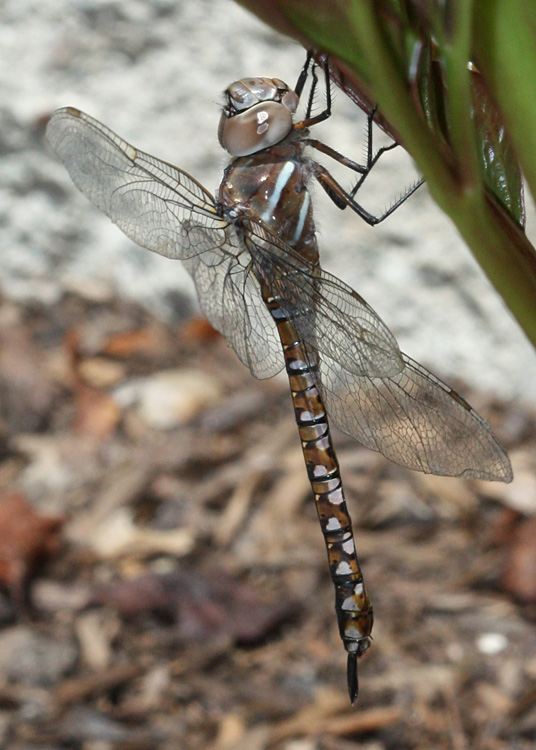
[178,317,221,344]
[470,69,525,226]
[73,383,122,439]
[0,491,64,606]
[502,517,536,603]
[64,328,121,439]
[93,568,295,644]
[101,327,169,358]
[0,326,56,436]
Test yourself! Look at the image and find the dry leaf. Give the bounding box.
[113,369,222,429]
[87,507,194,559]
[92,567,295,645]
[64,328,121,438]
[502,517,536,602]
[101,326,169,358]
[0,326,55,435]
[73,383,121,438]
[178,317,221,343]
[78,357,126,388]
[0,491,64,605]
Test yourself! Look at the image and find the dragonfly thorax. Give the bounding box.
[218,77,299,157]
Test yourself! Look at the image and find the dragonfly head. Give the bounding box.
[218,77,299,157]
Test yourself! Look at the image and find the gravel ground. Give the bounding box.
[1,0,535,406]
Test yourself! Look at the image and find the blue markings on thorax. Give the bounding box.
[260,160,295,224]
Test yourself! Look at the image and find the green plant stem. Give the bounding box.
[345,2,536,346]
[442,0,480,188]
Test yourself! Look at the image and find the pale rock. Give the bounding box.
[113,368,222,429]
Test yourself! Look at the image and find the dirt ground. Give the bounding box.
[0,291,535,750]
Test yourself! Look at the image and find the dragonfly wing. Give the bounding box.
[241,220,404,378]
[47,108,283,379]
[288,265,404,377]
[317,350,512,481]
[184,246,284,380]
[239,221,511,481]
[46,107,228,261]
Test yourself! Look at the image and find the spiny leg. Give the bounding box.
[315,161,424,226]
[294,50,320,120]
[347,106,425,201]
[294,53,333,130]
[303,106,383,177]
[296,51,424,211]
[301,98,424,221]
[305,62,319,121]
[294,49,315,99]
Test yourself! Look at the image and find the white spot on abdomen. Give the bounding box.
[326,517,341,531]
[342,539,355,555]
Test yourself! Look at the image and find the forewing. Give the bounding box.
[317,351,512,481]
[46,107,228,261]
[47,108,283,378]
[241,220,404,379]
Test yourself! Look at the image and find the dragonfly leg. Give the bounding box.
[302,137,368,176]
[315,162,424,225]
[294,49,315,99]
[294,50,320,121]
[347,109,422,200]
[296,51,425,211]
[305,103,424,218]
[303,105,382,177]
[296,53,424,216]
[294,53,333,130]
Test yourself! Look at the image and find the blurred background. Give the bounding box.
[1,1,536,748]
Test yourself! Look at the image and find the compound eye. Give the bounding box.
[218,101,293,156]
[245,78,278,102]
[282,90,299,114]
[227,81,257,111]
[226,78,280,111]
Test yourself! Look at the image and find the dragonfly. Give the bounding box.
[46,54,512,703]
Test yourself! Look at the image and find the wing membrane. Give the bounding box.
[47,108,284,378]
[183,248,284,379]
[48,111,511,481]
[46,107,229,261]
[242,220,404,379]
[240,220,512,482]
[317,351,512,481]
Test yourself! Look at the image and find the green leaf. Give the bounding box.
[470,70,525,225]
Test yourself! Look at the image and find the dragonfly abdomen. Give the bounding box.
[262,288,373,701]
